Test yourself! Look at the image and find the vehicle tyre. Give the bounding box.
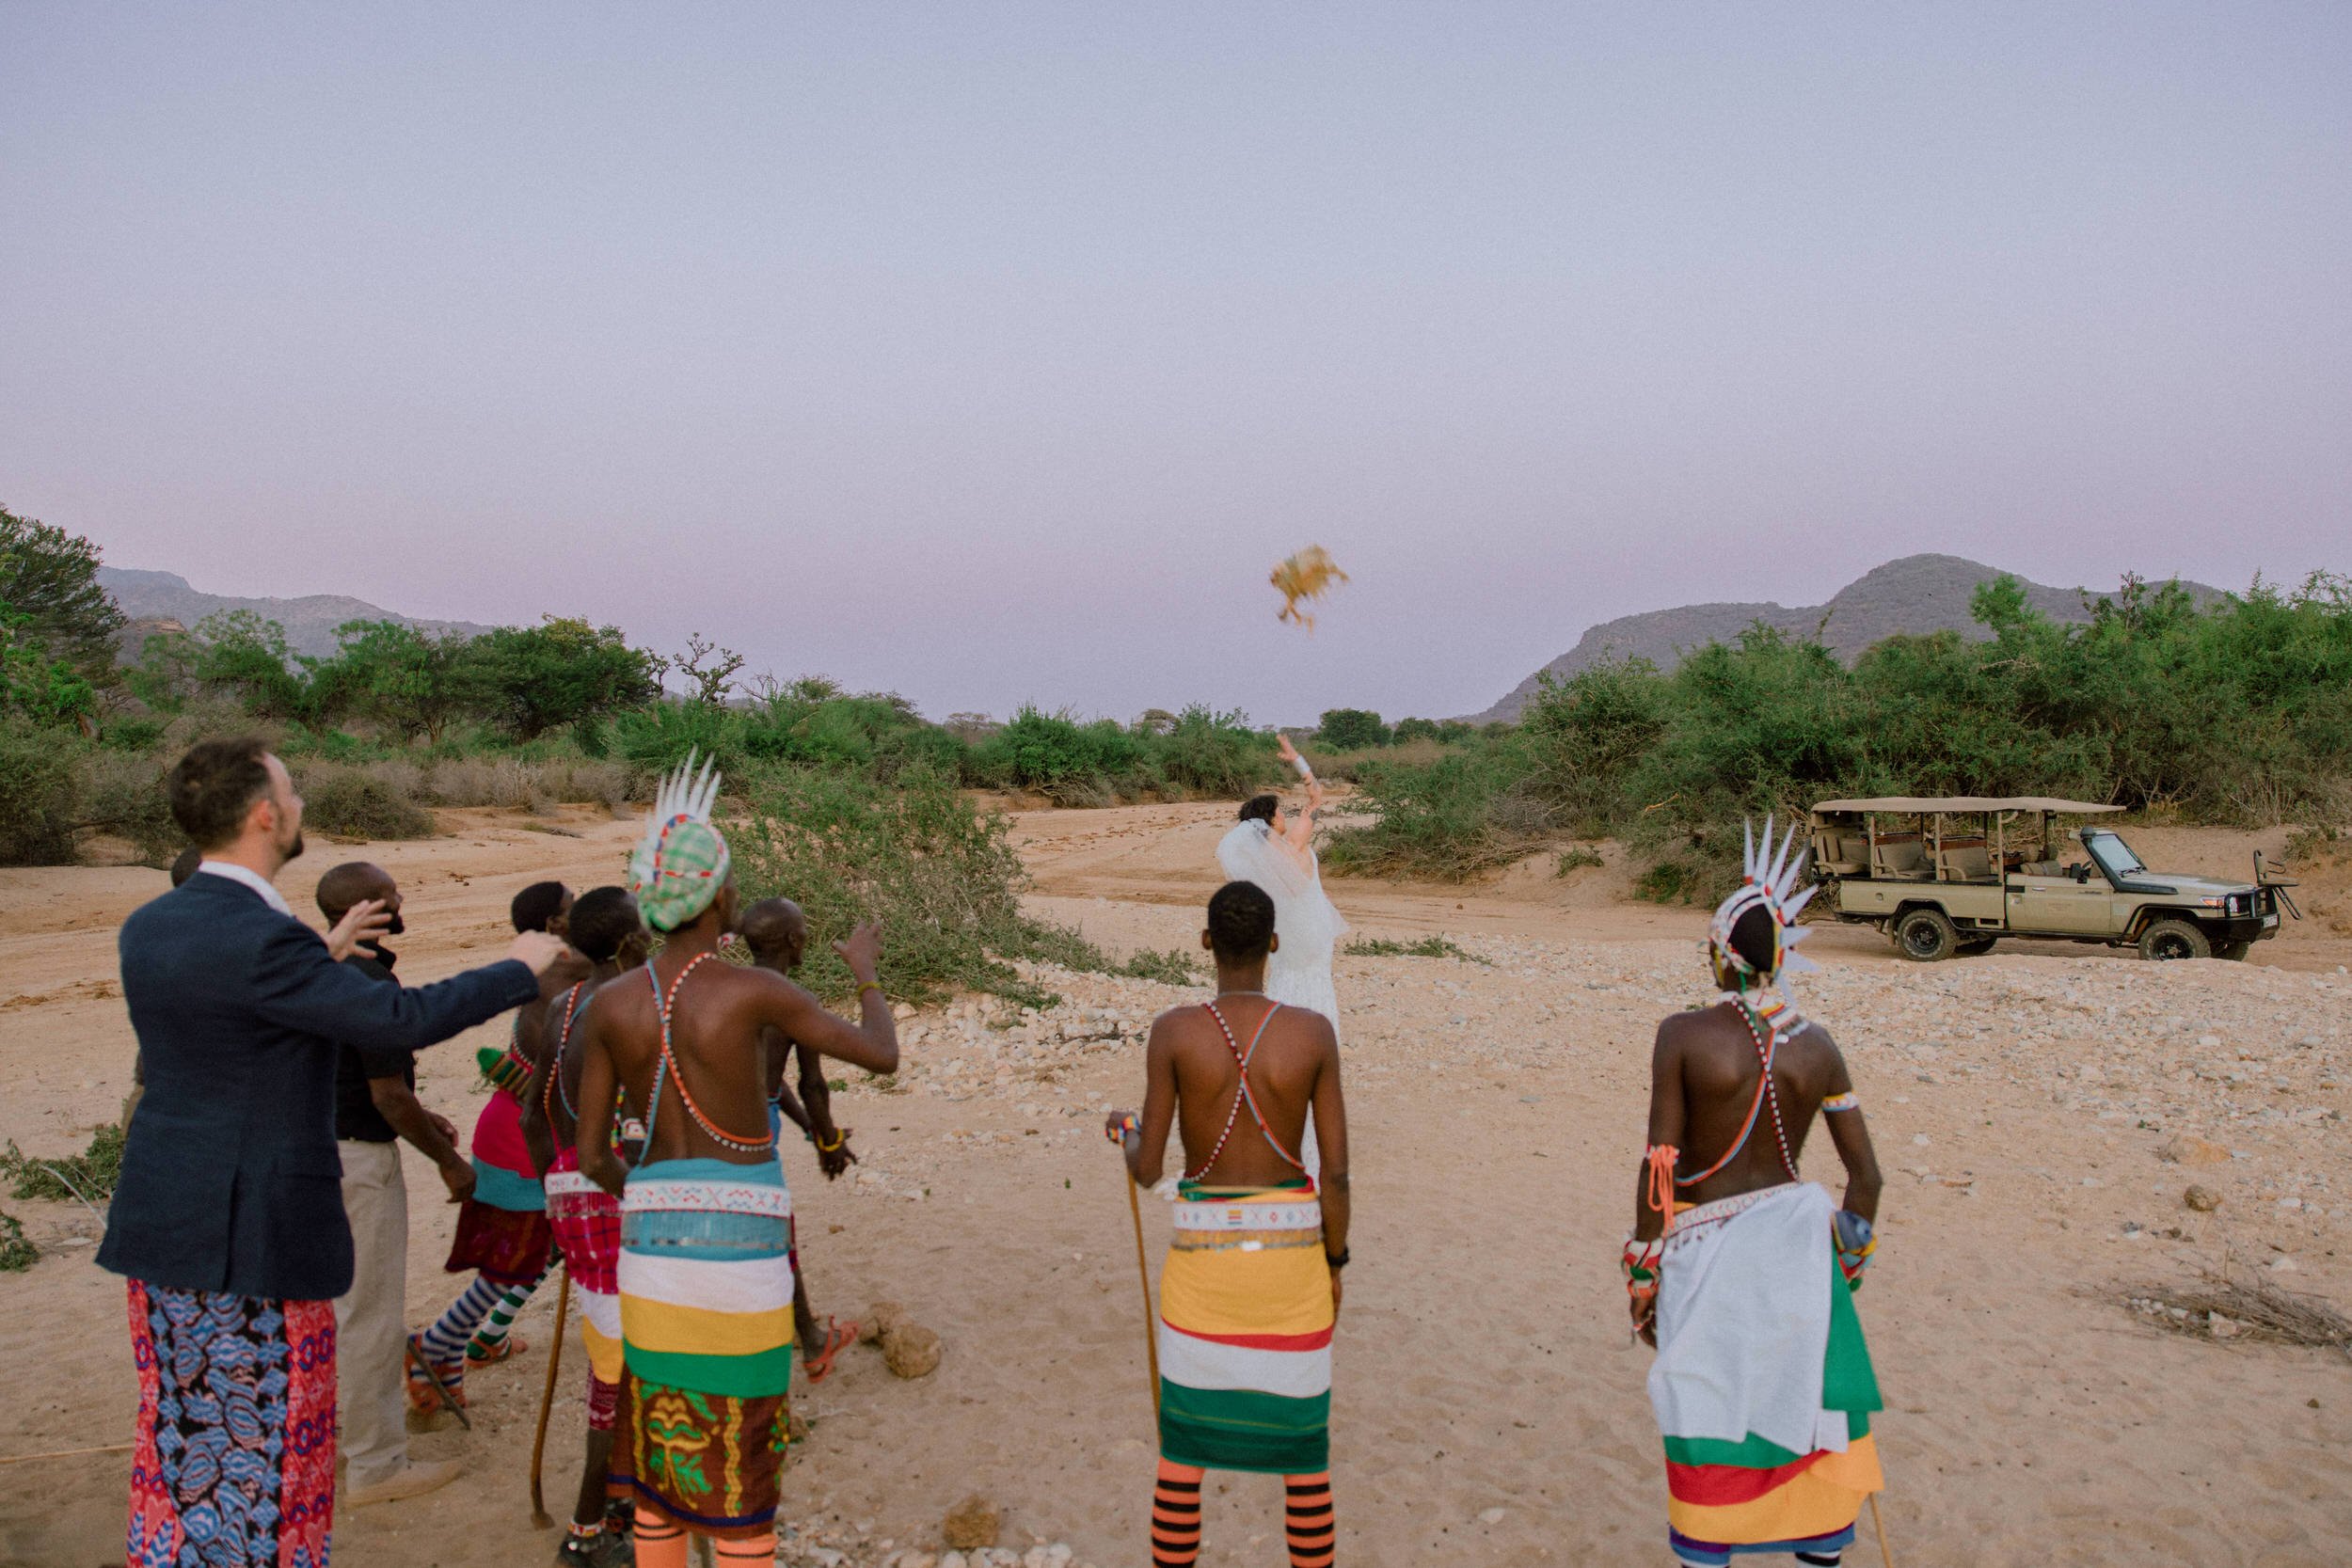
[1957,936,1998,956]
[2216,940,2252,961]
[2138,919,2212,962]
[1896,909,1958,962]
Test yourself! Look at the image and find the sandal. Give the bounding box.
[403,1335,469,1425]
[466,1334,527,1366]
[803,1318,858,1384]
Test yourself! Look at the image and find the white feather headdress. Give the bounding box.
[628,750,730,931]
[1708,815,1819,987]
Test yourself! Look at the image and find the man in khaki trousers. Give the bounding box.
[320,863,482,1505]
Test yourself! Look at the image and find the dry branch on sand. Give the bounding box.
[2127,1267,2352,1356]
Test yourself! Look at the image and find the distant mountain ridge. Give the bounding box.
[98,567,501,660]
[1470,553,2227,723]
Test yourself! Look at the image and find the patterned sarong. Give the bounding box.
[1653,1185,1883,1565]
[612,1157,796,1537]
[1157,1181,1333,1475]
[546,1151,625,1389]
[126,1281,336,1568]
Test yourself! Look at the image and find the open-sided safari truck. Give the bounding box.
[1807,797,2297,962]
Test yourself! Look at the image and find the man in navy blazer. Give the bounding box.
[100,737,578,1568]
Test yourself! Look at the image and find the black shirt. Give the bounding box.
[333,949,415,1143]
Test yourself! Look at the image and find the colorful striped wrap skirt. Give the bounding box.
[611,1157,796,1537]
[1655,1188,1883,1566]
[545,1151,624,1386]
[125,1282,337,1568]
[1157,1180,1333,1475]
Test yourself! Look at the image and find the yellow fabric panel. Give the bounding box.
[1667,1435,1883,1545]
[1159,1242,1335,1338]
[580,1317,626,1383]
[622,1296,795,1357]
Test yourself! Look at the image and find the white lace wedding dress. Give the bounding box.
[1216,819,1347,1175]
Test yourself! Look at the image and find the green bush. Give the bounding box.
[79,749,183,863]
[0,1212,32,1272]
[1316,708,1391,750]
[298,765,436,840]
[969,706,1153,803]
[1115,948,1204,985]
[1156,706,1278,798]
[732,760,1099,1006]
[0,720,82,864]
[1320,747,1536,881]
[3,1122,124,1202]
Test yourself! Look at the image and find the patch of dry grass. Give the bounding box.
[2127,1267,2352,1356]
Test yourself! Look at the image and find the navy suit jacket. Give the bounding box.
[97,872,540,1301]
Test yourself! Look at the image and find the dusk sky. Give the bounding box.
[5,5,2347,726]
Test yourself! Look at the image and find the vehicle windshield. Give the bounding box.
[2085,832,2145,880]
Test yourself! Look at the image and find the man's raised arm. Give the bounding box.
[251,923,575,1053]
[757,922,898,1077]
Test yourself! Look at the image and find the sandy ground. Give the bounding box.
[5,802,2352,1567]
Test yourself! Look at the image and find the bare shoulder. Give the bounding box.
[1655,1005,1713,1049]
[1283,1004,1338,1051]
[1788,1014,1841,1058]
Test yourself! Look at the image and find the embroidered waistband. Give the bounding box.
[1669,1181,1801,1239]
[544,1170,608,1198]
[1171,1198,1323,1233]
[621,1180,792,1220]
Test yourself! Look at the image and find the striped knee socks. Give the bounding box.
[1148,1462,1335,1567]
[1285,1472,1335,1568]
[631,1507,687,1568]
[1151,1459,1203,1567]
[465,1270,545,1358]
[418,1275,502,1368]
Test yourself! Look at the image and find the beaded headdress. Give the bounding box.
[1708,816,1819,988]
[628,751,729,932]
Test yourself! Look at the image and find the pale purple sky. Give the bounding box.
[5,5,2347,725]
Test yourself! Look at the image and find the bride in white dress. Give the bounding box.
[1216,736,1346,1172]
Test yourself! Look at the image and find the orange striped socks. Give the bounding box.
[631,1507,687,1568]
[1285,1472,1335,1567]
[1152,1458,1204,1566]
[715,1532,776,1563]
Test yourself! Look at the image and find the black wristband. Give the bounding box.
[1325,1247,1350,1271]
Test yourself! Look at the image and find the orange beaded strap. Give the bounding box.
[642,954,772,1155]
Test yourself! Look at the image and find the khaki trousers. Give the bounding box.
[334,1139,410,1488]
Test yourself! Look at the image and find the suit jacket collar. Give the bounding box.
[195,861,294,918]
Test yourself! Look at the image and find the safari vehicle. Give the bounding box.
[1807,796,2297,962]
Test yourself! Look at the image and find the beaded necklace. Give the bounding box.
[643,953,773,1155]
[542,981,589,1126]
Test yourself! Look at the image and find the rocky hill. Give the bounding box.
[98,567,500,660]
[1471,553,2225,723]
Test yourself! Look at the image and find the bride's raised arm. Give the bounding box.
[1275,735,1325,853]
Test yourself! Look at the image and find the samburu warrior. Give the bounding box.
[573,755,900,1567]
[1626,820,1886,1568]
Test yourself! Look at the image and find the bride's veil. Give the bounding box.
[1216,820,1348,960]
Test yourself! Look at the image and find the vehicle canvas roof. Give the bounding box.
[1810,796,2125,816]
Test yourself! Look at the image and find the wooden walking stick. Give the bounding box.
[1868,1494,1897,1567]
[1127,1172,1161,1418]
[1108,1115,1160,1418]
[528,1262,571,1528]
